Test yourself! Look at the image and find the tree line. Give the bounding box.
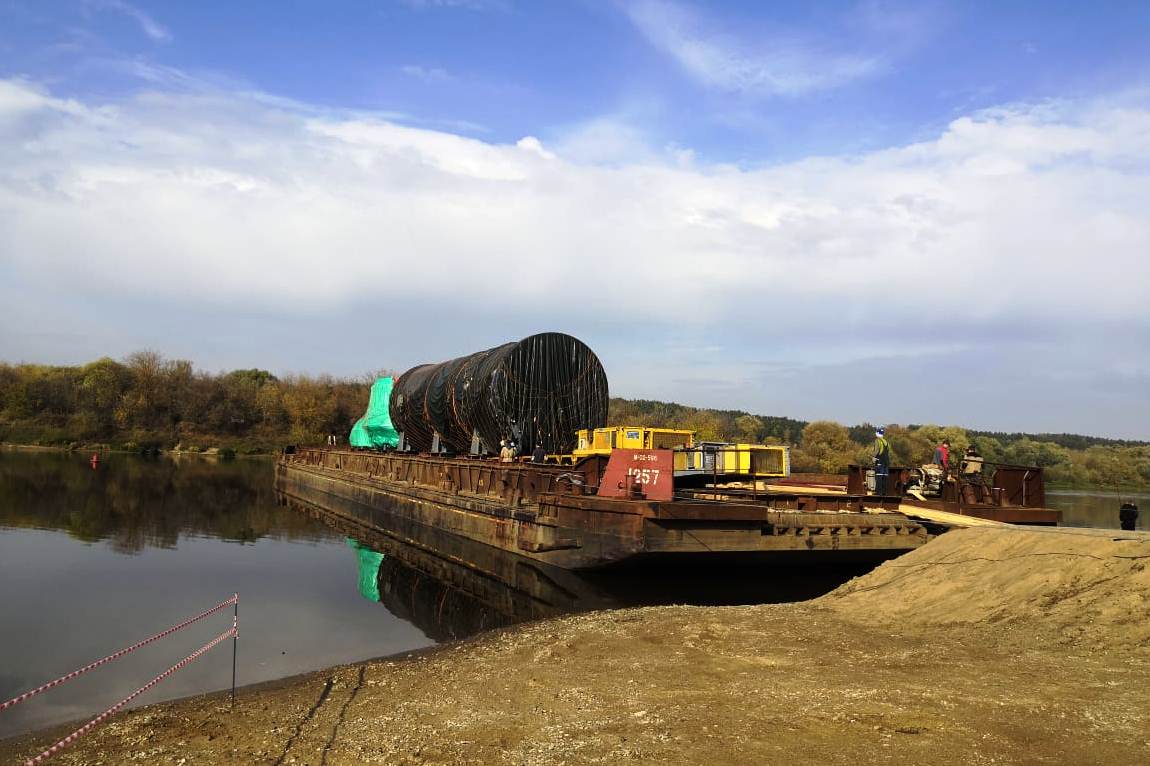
[0,352,374,453]
[1,353,1147,488]
[606,400,1150,489]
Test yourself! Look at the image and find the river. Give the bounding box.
[0,450,867,739]
[0,450,443,739]
[1046,488,1148,530]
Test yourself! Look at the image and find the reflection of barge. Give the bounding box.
[275,446,928,570]
[281,491,885,641]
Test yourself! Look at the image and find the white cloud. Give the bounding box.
[400,65,454,83]
[1,79,1148,368]
[3,76,1150,434]
[89,0,172,43]
[550,116,657,165]
[397,0,508,11]
[626,0,883,96]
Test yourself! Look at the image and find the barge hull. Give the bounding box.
[277,449,928,570]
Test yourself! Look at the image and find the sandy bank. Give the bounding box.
[3,526,1149,765]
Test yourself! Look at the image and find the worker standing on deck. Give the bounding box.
[931,438,951,487]
[499,439,515,463]
[532,443,547,464]
[933,439,950,470]
[961,445,984,484]
[873,427,891,495]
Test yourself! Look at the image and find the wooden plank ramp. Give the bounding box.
[897,490,1007,528]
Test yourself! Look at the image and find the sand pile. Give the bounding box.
[822,526,1150,648]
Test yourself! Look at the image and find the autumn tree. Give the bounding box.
[798,421,856,473]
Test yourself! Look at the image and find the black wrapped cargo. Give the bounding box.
[389,332,608,454]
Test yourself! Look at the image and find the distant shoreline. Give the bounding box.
[0,442,273,458]
[1,442,1142,493]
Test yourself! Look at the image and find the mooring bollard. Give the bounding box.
[1119,502,1139,531]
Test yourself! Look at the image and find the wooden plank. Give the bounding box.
[896,502,1006,528]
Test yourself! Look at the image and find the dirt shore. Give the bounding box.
[3,526,1149,765]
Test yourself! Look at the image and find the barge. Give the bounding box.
[275,445,928,570]
[276,332,931,570]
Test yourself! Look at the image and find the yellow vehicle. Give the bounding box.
[674,442,790,479]
[566,426,790,479]
[572,426,695,458]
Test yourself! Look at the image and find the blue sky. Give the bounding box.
[9,1,1150,161]
[1,1,1149,437]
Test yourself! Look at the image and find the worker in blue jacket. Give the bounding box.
[873,427,891,495]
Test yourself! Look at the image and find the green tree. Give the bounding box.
[675,409,725,442]
[1034,441,1071,468]
[735,414,764,443]
[79,358,130,434]
[799,421,855,473]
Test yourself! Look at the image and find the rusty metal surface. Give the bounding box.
[991,466,1046,508]
[279,448,930,568]
[847,464,1055,512]
[286,447,603,507]
[598,449,674,501]
[843,463,1060,526]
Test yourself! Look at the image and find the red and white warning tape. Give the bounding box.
[0,594,238,713]
[24,626,237,766]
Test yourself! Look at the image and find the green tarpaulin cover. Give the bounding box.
[349,377,400,449]
[347,538,385,602]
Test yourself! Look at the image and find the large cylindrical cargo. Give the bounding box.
[389,333,608,454]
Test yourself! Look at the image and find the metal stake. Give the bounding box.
[230,593,238,708]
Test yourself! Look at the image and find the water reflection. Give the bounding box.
[289,495,876,643]
[0,450,430,739]
[1047,489,1148,530]
[0,449,328,550]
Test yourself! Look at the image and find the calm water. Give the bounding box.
[0,450,436,739]
[0,450,866,739]
[1046,489,1148,531]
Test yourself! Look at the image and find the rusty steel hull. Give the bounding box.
[276,448,929,570]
